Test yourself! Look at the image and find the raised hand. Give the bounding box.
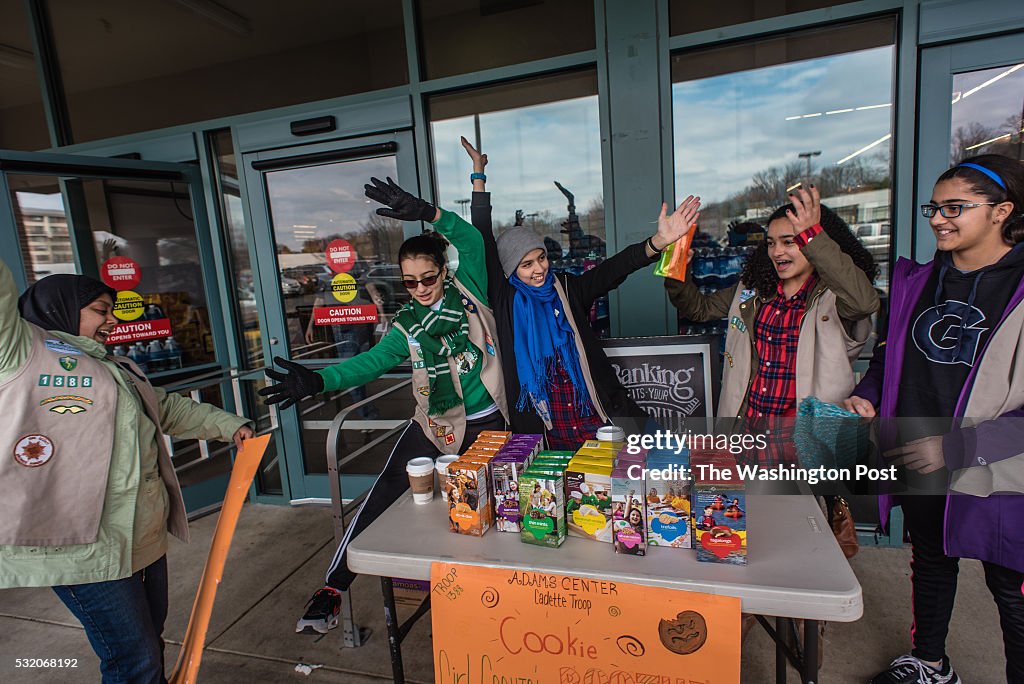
[653,195,701,250]
[257,356,325,410]
[364,176,438,222]
[460,136,488,172]
[785,185,822,233]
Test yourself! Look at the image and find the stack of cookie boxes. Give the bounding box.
[691,449,747,565]
[565,440,622,543]
[490,433,544,532]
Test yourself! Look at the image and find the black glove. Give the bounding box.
[257,356,324,410]
[364,176,436,222]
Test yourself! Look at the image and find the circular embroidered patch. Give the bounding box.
[13,434,55,467]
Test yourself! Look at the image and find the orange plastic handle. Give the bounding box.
[169,434,271,684]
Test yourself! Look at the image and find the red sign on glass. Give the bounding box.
[100,257,142,291]
[326,239,356,273]
[313,305,378,326]
[105,318,172,344]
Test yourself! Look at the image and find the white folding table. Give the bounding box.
[347,493,862,684]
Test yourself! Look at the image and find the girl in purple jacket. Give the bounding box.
[846,154,1024,684]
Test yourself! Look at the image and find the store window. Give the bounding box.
[669,0,859,35]
[87,177,217,374]
[671,17,896,338]
[950,61,1024,163]
[416,0,595,80]
[210,130,263,369]
[0,0,50,149]
[429,70,610,336]
[7,175,73,283]
[47,0,407,143]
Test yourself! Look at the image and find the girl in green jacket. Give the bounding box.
[0,258,252,683]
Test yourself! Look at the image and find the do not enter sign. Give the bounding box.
[101,257,142,291]
[326,239,356,273]
[331,273,358,303]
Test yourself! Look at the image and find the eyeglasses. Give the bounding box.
[401,273,440,289]
[920,202,997,218]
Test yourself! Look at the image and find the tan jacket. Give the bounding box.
[666,230,878,418]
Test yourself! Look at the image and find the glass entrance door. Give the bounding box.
[917,33,1024,257]
[0,149,239,514]
[242,132,420,502]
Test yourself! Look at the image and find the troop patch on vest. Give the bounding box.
[434,425,448,438]
[724,351,734,368]
[58,356,78,371]
[729,316,747,333]
[13,434,54,467]
[412,360,426,370]
[484,334,496,356]
[39,395,94,406]
[38,374,92,388]
[739,289,756,303]
[49,405,87,414]
[44,339,82,355]
[460,294,477,314]
[444,433,456,445]
[417,385,430,396]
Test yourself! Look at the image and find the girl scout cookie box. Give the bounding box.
[519,468,566,548]
[692,451,746,565]
[612,462,647,555]
[491,452,530,532]
[446,458,493,536]
[566,459,614,542]
[644,455,691,549]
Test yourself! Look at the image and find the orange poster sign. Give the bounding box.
[430,562,741,684]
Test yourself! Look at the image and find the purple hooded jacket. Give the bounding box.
[854,254,1024,573]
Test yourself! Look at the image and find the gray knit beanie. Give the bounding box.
[496,227,546,278]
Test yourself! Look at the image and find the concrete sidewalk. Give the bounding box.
[0,503,1007,683]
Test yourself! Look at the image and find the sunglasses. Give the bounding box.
[401,273,441,289]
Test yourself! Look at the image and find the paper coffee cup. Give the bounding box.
[407,457,435,504]
[435,455,459,501]
[596,425,625,443]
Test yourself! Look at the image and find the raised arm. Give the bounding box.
[0,259,32,379]
[461,137,508,304]
[574,196,701,308]
[787,186,879,321]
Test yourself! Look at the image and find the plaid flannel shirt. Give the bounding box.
[745,223,823,419]
[546,358,605,450]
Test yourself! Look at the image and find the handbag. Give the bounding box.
[830,496,859,559]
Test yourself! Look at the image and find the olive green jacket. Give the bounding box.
[0,260,249,588]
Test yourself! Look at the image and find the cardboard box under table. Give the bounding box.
[347,494,862,684]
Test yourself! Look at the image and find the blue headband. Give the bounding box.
[958,162,1007,190]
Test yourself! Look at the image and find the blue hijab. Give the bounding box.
[510,271,591,417]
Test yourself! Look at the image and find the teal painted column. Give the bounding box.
[600,0,671,337]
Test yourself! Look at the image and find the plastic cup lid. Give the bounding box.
[407,457,435,475]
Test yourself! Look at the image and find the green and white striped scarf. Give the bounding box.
[394,279,470,415]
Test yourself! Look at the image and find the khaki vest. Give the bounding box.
[718,285,871,419]
[396,279,508,451]
[110,356,190,543]
[0,327,189,546]
[951,298,1024,497]
[0,328,117,546]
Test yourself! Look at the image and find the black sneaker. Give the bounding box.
[870,654,961,684]
[295,586,341,634]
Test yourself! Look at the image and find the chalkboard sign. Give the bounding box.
[602,335,720,433]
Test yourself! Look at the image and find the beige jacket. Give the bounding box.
[666,230,879,418]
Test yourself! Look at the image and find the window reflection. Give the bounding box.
[8,177,73,283]
[950,63,1024,163]
[263,156,406,359]
[671,18,896,324]
[429,71,609,335]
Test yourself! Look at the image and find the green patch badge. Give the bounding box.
[59,356,78,372]
[729,316,747,333]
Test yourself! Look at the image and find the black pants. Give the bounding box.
[324,411,506,591]
[902,495,1024,682]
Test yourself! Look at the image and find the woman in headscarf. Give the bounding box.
[0,259,253,684]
